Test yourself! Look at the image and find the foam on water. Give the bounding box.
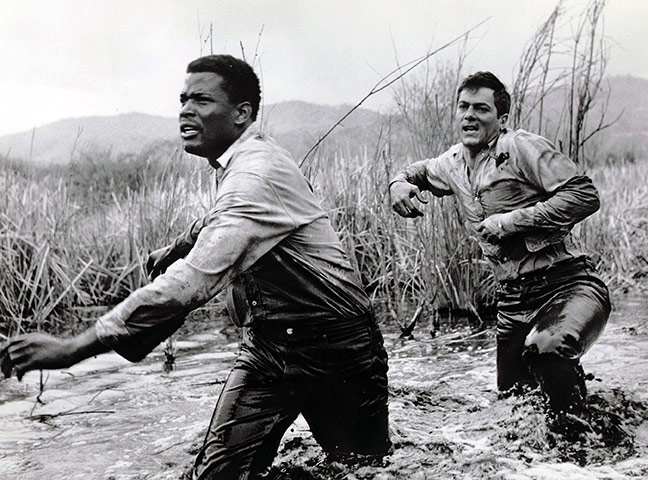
[0,296,646,479]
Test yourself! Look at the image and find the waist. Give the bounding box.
[249,311,375,342]
[499,257,595,291]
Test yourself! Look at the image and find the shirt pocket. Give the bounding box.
[478,179,543,217]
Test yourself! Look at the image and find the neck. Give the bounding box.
[463,131,501,168]
[463,145,481,168]
[206,123,252,169]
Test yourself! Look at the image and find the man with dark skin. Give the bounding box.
[1,55,391,479]
[390,71,610,418]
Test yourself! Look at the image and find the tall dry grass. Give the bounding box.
[585,162,648,291]
[0,146,218,339]
[2,142,643,340]
[1,0,639,338]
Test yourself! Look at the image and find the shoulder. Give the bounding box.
[425,143,463,168]
[228,131,300,177]
[445,142,464,158]
[223,133,315,199]
[425,143,464,178]
[497,128,558,153]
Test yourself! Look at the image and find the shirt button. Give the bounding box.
[286,328,294,335]
[251,301,257,306]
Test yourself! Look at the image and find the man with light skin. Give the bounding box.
[1,54,391,479]
[390,71,610,420]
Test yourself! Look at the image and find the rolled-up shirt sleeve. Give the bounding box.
[498,132,600,234]
[95,171,299,361]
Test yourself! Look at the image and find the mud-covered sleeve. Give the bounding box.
[390,157,454,197]
[95,171,299,361]
[497,132,600,234]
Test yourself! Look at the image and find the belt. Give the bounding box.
[250,311,375,342]
[499,257,593,291]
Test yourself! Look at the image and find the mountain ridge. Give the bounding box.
[1,75,646,165]
[0,103,385,165]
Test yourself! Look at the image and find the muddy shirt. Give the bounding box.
[391,129,600,281]
[95,124,371,361]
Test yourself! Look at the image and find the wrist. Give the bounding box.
[388,176,409,189]
[66,327,109,365]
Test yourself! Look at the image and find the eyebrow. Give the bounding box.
[458,100,492,108]
[180,91,212,101]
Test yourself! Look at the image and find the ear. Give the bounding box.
[233,102,253,125]
[498,113,509,130]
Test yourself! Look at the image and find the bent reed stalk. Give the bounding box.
[1,0,641,339]
[1,141,643,339]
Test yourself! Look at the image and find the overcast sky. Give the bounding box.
[0,0,644,136]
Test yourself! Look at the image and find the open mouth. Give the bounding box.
[180,124,201,139]
[462,125,479,132]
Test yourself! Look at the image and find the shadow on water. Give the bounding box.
[1,296,648,479]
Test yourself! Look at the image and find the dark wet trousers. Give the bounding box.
[192,312,391,480]
[496,258,610,413]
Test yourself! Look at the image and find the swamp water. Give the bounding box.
[1,295,647,480]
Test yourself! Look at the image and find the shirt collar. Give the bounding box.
[213,122,260,170]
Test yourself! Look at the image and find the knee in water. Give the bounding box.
[525,326,581,359]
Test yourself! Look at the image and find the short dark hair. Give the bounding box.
[186,55,261,121]
[457,71,510,117]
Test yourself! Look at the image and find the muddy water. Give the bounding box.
[1,295,647,480]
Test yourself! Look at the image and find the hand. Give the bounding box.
[1,333,75,381]
[475,213,508,243]
[390,181,428,218]
[146,245,175,280]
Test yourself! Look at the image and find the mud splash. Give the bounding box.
[1,296,647,480]
[265,326,648,480]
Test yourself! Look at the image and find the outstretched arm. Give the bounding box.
[390,157,452,217]
[146,213,214,279]
[1,326,109,381]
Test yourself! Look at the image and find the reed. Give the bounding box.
[0,136,645,339]
[1,0,640,338]
[584,161,648,292]
[0,147,217,338]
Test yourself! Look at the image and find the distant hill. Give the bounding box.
[0,113,180,165]
[527,74,648,160]
[1,75,646,165]
[0,102,386,165]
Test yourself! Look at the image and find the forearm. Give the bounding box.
[67,326,112,364]
[498,175,600,235]
[391,160,430,190]
[95,261,212,361]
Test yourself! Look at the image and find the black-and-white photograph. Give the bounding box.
[1,1,647,479]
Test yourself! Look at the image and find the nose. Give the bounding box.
[463,106,476,119]
[179,101,195,118]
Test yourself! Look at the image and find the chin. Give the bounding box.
[460,137,483,148]
[183,143,206,157]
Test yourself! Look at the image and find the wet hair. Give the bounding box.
[186,54,261,121]
[457,71,510,117]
